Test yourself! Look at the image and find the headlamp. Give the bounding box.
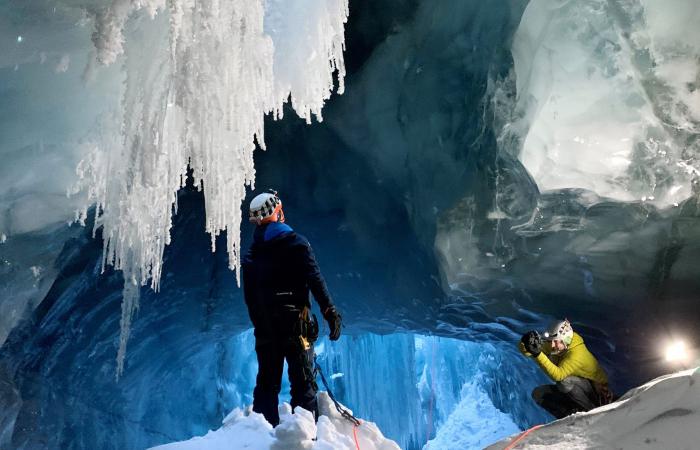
[665,340,689,363]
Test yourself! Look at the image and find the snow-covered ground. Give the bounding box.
[149,392,399,450]
[487,367,700,450]
[149,368,700,450]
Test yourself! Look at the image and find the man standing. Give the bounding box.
[242,190,342,426]
[519,319,613,418]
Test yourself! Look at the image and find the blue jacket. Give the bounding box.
[241,222,334,337]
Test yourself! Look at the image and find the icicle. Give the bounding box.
[265,0,349,123]
[116,277,140,379]
[75,0,348,377]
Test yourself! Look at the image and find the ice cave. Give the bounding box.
[1,0,699,449]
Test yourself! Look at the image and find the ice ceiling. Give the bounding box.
[1,0,700,449]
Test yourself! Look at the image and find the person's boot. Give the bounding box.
[558,376,597,412]
[253,385,281,426]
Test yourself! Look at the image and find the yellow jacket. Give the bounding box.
[520,332,609,384]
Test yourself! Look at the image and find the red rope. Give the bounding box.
[352,422,362,450]
[503,424,544,450]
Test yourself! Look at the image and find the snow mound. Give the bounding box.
[487,367,700,450]
[424,381,520,450]
[149,392,399,450]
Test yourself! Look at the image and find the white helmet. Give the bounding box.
[543,319,574,346]
[249,190,283,225]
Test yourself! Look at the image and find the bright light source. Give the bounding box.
[665,340,689,363]
[17,36,23,43]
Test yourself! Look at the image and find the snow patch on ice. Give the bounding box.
[149,392,399,450]
[29,266,42,278]
[54,54,70,73]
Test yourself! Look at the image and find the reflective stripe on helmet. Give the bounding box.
[544,319,574,346]
[249,191,282,224]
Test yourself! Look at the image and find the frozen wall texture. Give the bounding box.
[0,187,546,450]
[72,0,350,375]
[513,0,700,205]
[2,0,700,449]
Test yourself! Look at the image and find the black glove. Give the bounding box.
[521,330,542,356]
[323,306,342,341]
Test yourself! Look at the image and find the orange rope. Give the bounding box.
[352,422,362,450]
[503,424,544,450]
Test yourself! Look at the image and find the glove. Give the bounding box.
[520,330,542,357]
[323,306,342,341]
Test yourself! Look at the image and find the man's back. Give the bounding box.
[242,222,333,337]
[243,191,341,427]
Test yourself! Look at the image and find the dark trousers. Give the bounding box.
[252,337,318,427]
[532,376,599,419]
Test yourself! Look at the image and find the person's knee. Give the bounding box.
[557,379,572,393]
[288,354,316,393]
[557,376,584,394]
[255,365,283,390]
[290,378,317,400]
[255,380,281,395]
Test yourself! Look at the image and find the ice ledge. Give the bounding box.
[487,367,700,450]
[149,392,400,450]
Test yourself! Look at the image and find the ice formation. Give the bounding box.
[488,367,700,450]
[72,0,348,375]
[3,0,700,448]
[149,393,399,450]
[144,333,543,450]
[424,381,519,450]
[211,332,548,449]
[511,0,700,206]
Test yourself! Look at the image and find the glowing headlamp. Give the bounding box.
[665,340,689,363]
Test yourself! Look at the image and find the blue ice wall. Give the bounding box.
[4,0,699,448]
[184,331,550,450]
[315,334,550,449]
[0,185,544,449]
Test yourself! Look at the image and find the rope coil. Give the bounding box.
[314,356,361,427]
[314,356,362,449]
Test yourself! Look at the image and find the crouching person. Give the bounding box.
[519,319,613,419]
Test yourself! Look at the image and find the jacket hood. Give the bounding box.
[253,222,294,245]
[569,332,584,349]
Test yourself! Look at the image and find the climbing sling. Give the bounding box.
[297,307,361,427]
[313,356,361,427]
